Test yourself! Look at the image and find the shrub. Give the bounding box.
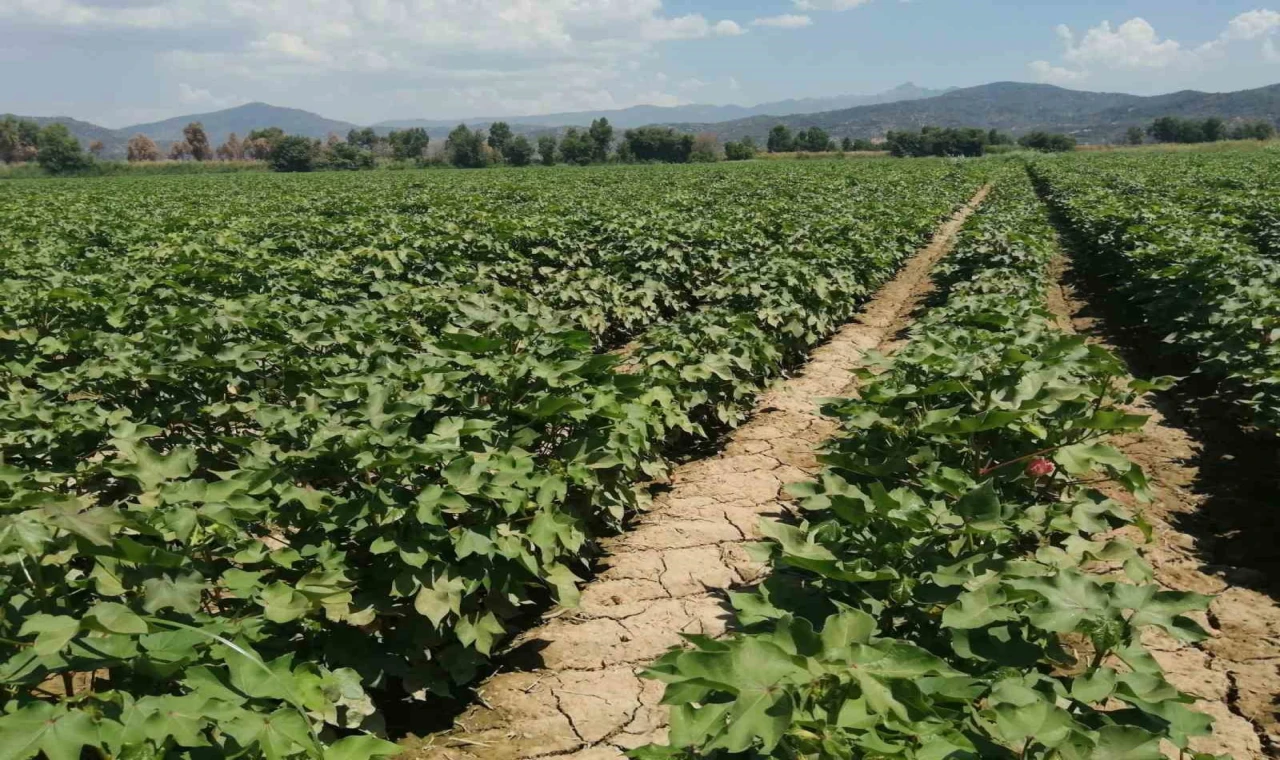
[318,142,375,171]
[268,135,318,172]
[36,123,92,175]
[724,137,757,161]
[1018,131,1077,153]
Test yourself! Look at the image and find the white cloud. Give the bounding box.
[1029,10,1280,89]
[0,0,752,120]
[793,0,871,10]
[752,14,813,28]
[1224,9,1280,40]
[713,19,746,36]
[250,32,330,64]
[177,82,240,109]
[1027,60,1084,85]
[1060,18,1184,69]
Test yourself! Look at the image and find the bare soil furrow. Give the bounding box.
[399,185,992,760]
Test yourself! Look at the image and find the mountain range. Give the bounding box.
[373,83,954,130]
[7,81,1280,159]
[658,81,1280,143]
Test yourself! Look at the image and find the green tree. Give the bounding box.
[1228,120,1277,140]
[796,126,832,152]
[347,127,379,149]
[840,136,853,151]
[487,122,513,155]
[503,135,535,166]
[537,135,557,166]
[1017,131,1077,153]
[17,120,40,152]
[0,116,40,162]
[183,122,213,161]
[724,136,756,161]
[619,127,694,163]
[1146,116,1227,144]
[268,135,317,172]
[389,127,430,160]
[1125,126,1145,145]
[886,126,989,157]
[588,118,614,162]
[36,123,92,174]
[1202,117,1226,143]
[0,117,21,163]
[767,125,794,153]
[318,141,375,170]
[445,124,489,168]
[558,128,594,165]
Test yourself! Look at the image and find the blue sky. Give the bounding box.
[2,1,1279,126]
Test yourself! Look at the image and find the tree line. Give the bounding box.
[1,117,98,174]
[10,111,1276,176]
[883,127,1076,157]
[761,125,880,153]
[1127,117,1276,145]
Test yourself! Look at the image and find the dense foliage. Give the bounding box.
[723,137,757,161]
[633,172,1219,760]
[619,127,696,163]
[1146,116,1277,144]
[1017,131,1077,153]
[1031,151,1280,431]
[0,160,985,758]
[886,127,991,158]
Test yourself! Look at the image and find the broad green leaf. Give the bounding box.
[18,614,80,656]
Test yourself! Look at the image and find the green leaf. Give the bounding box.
[820,609,876,660]
[0,703,102,760]
[18,614,80,656]
[673,638,808,752]
[1070,667,1118,703]
[260,582,312,623]
[106,442,198,491]
[84,601,149,635]
[544,563,582,608]
[1091,726,1164,760]
[142,573,206,614]
[955,481,1003,529]
[119,695,212,748]
[1054,443,1132,478]
[324,734,403,760]
[942,584,1018,630]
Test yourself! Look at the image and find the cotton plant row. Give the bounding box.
[1030,153,1280,433]
[0,162,984,758]
[632,174,1221,760]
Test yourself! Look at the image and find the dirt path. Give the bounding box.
[401,185,992,760]
[1046,255,1279,759]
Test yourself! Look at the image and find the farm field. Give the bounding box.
[1,153,1278,760]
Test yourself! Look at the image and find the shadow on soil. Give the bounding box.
[1034,178,1280,601]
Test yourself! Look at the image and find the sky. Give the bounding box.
[2,0,1280,127]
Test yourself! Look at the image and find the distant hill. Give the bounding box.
[373,82,953,130]
[9,81,1280,159]
[4,103,358,159]
[1,113,126,156]
[658,82,1280,143]
[124,102,358,147]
